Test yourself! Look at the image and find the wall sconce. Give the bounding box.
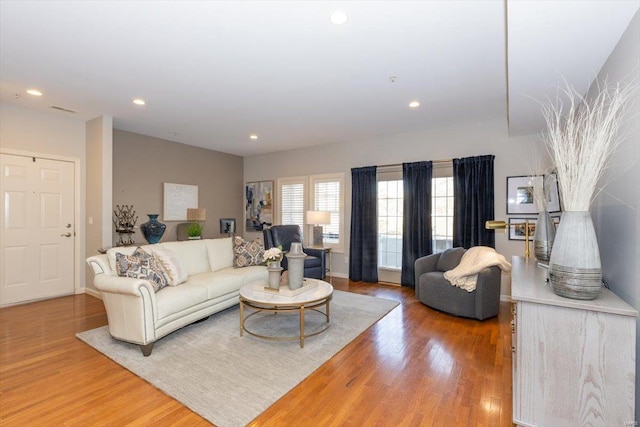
[306,210,331,247]
[486,219,533,258]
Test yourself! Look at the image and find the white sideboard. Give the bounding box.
[511,256,637,427]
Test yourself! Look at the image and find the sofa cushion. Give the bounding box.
[149,247,188,286]
[187,271,244,299]
[221,265,268,285]
[436,247,466,272]
[206,237,234,272]
[233,236,264,268]
[115,247,169,292]
[155,282,209,319]
[160,240,211,276]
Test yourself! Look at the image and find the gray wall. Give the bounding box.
[244,116,551,293]
[113,130,244,243]
[590,10,640,415]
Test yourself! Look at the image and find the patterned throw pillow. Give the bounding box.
[115,247,169,292]
[233,235,264,268]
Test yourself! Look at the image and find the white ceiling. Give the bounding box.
[1,1,638,157]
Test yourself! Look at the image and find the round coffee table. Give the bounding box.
[239,278,333,348]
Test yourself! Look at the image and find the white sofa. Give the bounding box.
[86,237,267,356]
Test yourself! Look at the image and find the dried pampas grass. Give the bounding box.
[540,77,637,211]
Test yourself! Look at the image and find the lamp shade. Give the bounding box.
[187,208,206,222]
[306,210,331,225]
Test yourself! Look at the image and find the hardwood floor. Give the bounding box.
[0,279,514,426]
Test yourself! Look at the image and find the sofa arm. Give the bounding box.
[414,253,441,299]
[93,274,157,297]
[87,255,111,276]
[92,274,158,345]
[304,247,327,279]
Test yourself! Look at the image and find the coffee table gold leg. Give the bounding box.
[326,301,331,322]
[239,300,244,337]
[300,305,305,348]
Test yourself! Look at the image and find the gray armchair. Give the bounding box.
[414,247,501,320]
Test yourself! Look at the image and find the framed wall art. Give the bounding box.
[545,173,561,213]
[508,218,537,241]
[163,183,198,221]
[507,174,561,214]
[245,180,273,232]
[506,175,537,214]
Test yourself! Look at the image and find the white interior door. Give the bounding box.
[1,154,75,306]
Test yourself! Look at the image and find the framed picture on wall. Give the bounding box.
[163,182,198,221]
[546,173,561,213]
[506,175,537,214]
[245,180,273,232]
[508,218,537,241]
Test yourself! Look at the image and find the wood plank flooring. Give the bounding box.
[0,279,514,426]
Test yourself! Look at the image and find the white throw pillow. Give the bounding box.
[150,247,188,286]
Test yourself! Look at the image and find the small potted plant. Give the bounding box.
[187,222,203,240]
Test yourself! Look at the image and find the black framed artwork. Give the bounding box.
[507,174,561,214]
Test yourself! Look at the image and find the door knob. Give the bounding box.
[61,232,72,237]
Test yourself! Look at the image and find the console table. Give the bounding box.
[511,256,636,426]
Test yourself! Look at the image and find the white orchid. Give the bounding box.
[263,247,283,263]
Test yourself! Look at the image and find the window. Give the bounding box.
[432,177,454,252]
[378,179,403,270]
[277,177,306,236]
[376,163,454,283]
[277,173,344,250]
[310,173,344,250]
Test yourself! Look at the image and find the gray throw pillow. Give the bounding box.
[436,247,466,272]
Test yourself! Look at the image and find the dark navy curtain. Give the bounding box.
[453,155,495,248]
[401,161,433,287]
[349,166,378,283]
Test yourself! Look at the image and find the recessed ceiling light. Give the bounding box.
[26,89,42,96]
[409,101,420,108]
[250,134,258,140]
[133,98,146,106]
[330,10,348,25]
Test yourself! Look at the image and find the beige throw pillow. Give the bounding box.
[150,247,188,286]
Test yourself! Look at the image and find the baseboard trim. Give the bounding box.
[84,288,102,299]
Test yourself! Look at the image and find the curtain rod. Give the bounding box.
[377,159,452,168]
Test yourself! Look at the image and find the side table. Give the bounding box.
[310,246,332,282]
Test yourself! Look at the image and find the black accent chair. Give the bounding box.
[414,247,501,320]
[263,225,326,280]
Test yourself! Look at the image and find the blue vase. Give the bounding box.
[141,214,166,244]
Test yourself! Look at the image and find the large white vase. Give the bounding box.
[548,211,602,300]
[286,242,306,290]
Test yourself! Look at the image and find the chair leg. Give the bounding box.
[140,343,154,357]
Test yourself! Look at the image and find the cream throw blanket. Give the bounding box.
[443,246,512,292]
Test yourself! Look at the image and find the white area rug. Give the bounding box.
[77,290,399,427]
